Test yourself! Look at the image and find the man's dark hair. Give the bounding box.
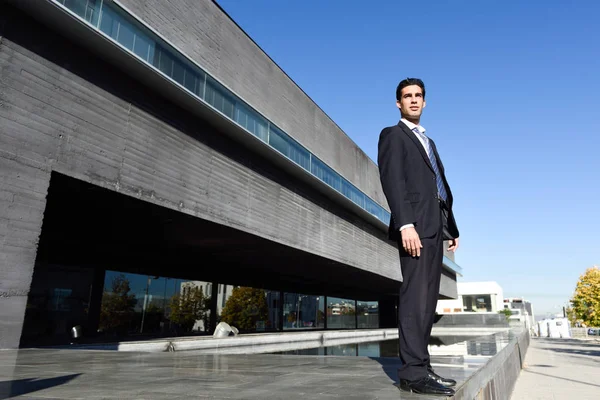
[396,78,426,100]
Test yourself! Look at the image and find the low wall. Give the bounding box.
[452,328,530,400]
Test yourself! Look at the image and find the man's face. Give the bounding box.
[397,85,426,120]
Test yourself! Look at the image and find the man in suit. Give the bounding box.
[378,78,460,396]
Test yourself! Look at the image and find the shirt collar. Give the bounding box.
[401,118,426,134]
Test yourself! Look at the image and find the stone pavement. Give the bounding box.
[0,330,524,400]
[0,347,479,400]
[511,338,600,400]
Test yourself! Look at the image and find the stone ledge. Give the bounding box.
[39,327,510,355]
[452,328,530,400]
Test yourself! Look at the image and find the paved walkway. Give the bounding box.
[511,337,600,400]
[0,348,477,399]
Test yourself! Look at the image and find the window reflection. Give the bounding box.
[236,104,268,142]
[327,297,356,329]
[99,271,212,337]
[462,295,492,312]
[283,293,324,330]
[357,301,379,328]
[311,157,342,192]
[23,264,380,345]
[21,264,95,346]
[268,126,311,171]
[205,76,235,119]
[220,287,280,332]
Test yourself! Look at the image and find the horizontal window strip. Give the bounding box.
[52,0,391,224]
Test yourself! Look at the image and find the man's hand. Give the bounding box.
[448,237,460,252]
[401,227,422,257]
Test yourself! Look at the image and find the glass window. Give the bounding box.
[283,293,324,330]
[63,0,100,25]
[219,287,280,332]
[310,157,342,192]
[98,4,120,40]
[327,297,356,329]
[155,46,174,77]
[21,264,95,346]
[268,126,310,171]
[357,301,379,328]
[365,198,383,221]
[342,180,365,208]
[116,18,135,51]
[205,77,235,119]
[183,70,198,94]
[133,32,154,62]
[172,59,186,86]
[235,104,268,142]
[462,294,492,312]
[100,271,212,336]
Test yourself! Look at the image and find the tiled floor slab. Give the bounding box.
[0,332,519,399]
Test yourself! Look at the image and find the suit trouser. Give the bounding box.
[396,209,444,381]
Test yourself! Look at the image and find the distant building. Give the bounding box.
[436,282,504,314]
[503,298,535,332]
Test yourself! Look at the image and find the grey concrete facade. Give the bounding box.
[115,0,386,206]
[0,1,458,349]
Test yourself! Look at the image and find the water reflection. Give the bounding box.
[275,334,506,358]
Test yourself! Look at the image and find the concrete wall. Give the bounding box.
[0,5,402,348]
[115,0,387,207]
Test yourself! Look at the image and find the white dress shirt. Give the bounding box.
[399,118,428,232]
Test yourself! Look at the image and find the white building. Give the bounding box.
[436,281,504,314]
[503,298,535,333]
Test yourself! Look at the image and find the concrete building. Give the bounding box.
[0,0,462,348]
[504,298,535,332]
[436,282,504,314]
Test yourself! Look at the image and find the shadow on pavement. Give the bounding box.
[546,347,600,357]
[522,370,600,389]
[0,374,81,399]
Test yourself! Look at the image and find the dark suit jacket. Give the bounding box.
[377,120,459,241]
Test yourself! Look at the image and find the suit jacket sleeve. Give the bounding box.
[378,128,416,230]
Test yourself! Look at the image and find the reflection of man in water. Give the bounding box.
[378,78,459,396]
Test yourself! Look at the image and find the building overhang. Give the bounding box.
[14,0,462,277]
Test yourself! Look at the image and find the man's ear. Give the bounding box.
[423,100,427,109]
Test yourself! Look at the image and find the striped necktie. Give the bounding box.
[412,128,448,202]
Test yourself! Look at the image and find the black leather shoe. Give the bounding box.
[399,376,455,396]
[428,370,457,387]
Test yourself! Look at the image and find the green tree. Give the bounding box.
[565,306,580,326]
[169,284,210,332]
[99,274,137,334]
[570,266,600,327]
[220,287,268,331]
[498,308,512,320]
[341,307,356,316]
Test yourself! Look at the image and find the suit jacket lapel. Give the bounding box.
[398,121,434,173]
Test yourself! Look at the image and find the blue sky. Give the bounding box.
[217,0,600,317]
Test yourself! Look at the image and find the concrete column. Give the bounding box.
[209,281,218,334]
[0,156,51,348]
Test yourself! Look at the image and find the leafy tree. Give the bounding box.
[220,287,268,331]
[498,308,512,320]
[341,307,356,316]
[99,274,137,334]
[565,306,581,326]
[570,266,600,327]
[169,284,210,332]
